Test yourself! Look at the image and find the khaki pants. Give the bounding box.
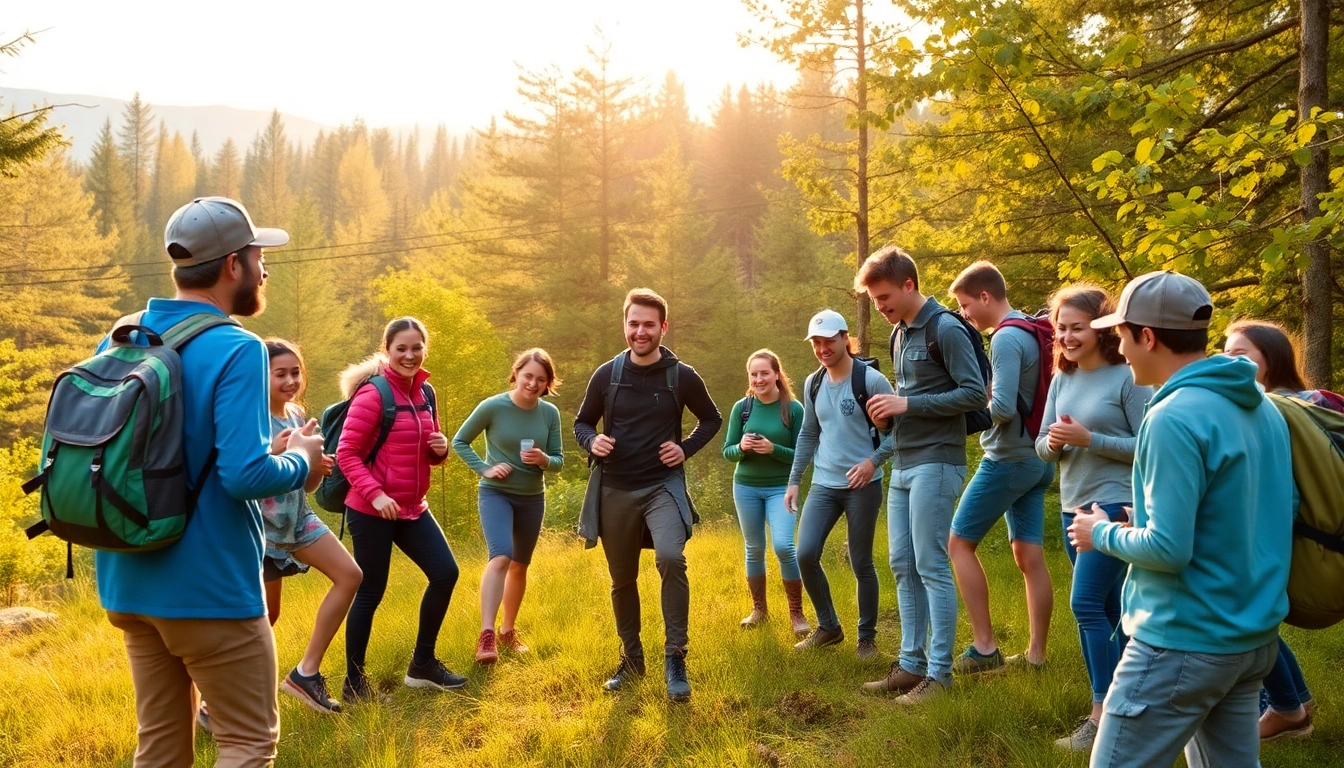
[106,612,279,768]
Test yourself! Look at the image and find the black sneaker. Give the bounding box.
[341,675,389,705]
[603,655,646,692]
[404,658,468,691]
[665,653,691,703]
[282,667,342,714]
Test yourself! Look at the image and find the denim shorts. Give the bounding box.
[951,456,1054,545]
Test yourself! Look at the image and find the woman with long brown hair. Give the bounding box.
[1036,286,1152,753]
[722,350,809,635]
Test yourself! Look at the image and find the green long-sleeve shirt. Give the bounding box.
[451,392,564,495]
[722,396,805,487]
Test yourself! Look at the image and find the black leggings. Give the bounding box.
[345,509,459,682]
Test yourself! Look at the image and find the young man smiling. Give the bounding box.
[785,310,895,660]
[855,246,987,704]
[575,289,722,702]
[1069,271,1293,768]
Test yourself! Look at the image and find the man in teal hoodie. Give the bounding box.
[1069,271,1292,768]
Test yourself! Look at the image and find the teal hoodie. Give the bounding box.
[1093,355,1292,654]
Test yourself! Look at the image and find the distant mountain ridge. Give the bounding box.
[1,87,332,162]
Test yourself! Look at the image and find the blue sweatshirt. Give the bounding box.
[1093,355,1292,654]
[94,299,310,619]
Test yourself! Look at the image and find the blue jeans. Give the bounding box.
[1093,638,1278,768]
[732,483,800,581]
[888,462,966,686]
[1062,507,1130,703]
[1261,638,1311,712]
[951,456,1053,545]
[795,482,882,642]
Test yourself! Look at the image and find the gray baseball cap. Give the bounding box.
[805,309,849,339]
[163,196,289,267]
[1092,271,1213,330]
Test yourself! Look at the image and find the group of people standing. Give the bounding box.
[90,196,1318,768]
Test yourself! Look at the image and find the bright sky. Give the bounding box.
[4,0,811,130]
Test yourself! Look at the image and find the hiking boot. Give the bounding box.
[953,645,1003,675]
[856,639,879,662]
[603,655,646,692]
[782,579,810,637]
[740,575,768,628]
[793,626,844,650]
[665,652,691,703]
[862,663,924,694]
[341,676,390,706]
[195,703,211,734]
[1054,717,1099,751]
[498,628,529,654]
[1260,707,1313,741]
[404,658,468,690]
[1005,653,1046,672]
[475,629,499,664]
[282,667,342,714]
[893,677,946,705]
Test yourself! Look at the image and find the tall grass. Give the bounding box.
[1,518,1340,767]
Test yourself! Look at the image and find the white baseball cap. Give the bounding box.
[163,196,289,267]
[805,309,849,339]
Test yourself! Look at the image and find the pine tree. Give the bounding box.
[333,135,391,343]
[190,130,209,196]
[211,139,243,200]
[83,118,134,239]
[116,93,156,224]
[243,110,296,227]
[423,125,454,204]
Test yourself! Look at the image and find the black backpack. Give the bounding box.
[805,356,882,450]
[892,309,992,434]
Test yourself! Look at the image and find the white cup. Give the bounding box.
[520,439,535,455]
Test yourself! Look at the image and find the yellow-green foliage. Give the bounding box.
[0,441,64,606]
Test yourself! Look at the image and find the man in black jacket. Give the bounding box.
[574,288,722,702]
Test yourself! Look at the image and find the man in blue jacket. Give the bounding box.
[99,197,324,767]
[1069,271,1292,768]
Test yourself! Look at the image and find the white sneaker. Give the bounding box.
[1054,717,1098,751]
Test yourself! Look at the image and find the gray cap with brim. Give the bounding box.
[164,196,289,267]
[1092,270,1213,331]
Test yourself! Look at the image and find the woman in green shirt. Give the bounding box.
[723,350,809,636]
[452,349,564,664]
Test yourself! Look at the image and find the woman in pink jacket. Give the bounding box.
[337,316,465,701]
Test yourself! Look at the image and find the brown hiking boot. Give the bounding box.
[741,575,768,628]
[1260,707,1313,741]
[862,663,924,694]
[793,626,844,650]
[782,579,810,637]
[893,677,946,705]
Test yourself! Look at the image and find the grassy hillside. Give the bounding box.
[1,520,1340,767]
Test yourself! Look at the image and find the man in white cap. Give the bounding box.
[98,197,324,767]
[1069,270,1293,768]
[786,308,894,659]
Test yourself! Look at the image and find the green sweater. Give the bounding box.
[451,392,564,495]
[721,396,805,487]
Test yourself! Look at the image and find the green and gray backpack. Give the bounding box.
[23,313,239,575]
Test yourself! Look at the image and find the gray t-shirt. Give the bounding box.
[789,362,895,490]
[981,310,1042,462]
[1035,363,1152,510]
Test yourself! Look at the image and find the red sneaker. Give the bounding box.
[498,628,529,654]
[475,629,498,664]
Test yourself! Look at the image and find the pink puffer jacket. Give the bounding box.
[336,365,446,519]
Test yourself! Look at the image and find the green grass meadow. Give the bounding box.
[3,510,1343,766]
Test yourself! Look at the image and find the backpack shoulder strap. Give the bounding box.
[159,313,242,351]
[421,382,438,421]
[365,375,398,464]
[926,308,951,370]
[740,396,755,427]
[667,362,683,442]
[807,366,825,404]
[602,352,627,438]
[850,359,880,449]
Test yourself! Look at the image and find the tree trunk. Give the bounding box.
[854,0,872,356]
[1300,0,1333,387]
